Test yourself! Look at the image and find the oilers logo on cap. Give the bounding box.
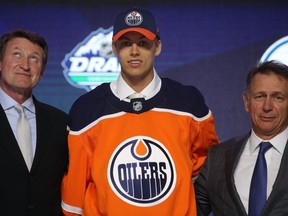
[125,11,143,26]
[112,8,160,41]
[107,136,176,207]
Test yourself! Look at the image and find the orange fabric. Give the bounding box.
[62,109,219,216]
[112,27,156,41]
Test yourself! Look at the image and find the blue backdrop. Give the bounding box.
[1,1,288,141]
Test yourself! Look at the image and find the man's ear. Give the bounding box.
[155,40,162,56]
[243,92,250,112]
[112,42,118,55]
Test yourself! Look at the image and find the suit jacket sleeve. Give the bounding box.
[194,156,212,216]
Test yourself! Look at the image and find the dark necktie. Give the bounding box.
[248,141,272,216]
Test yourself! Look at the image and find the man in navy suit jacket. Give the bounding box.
[0,29,68,215]
[195,60,288,216]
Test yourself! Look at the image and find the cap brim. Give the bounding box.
[113,27,156,42]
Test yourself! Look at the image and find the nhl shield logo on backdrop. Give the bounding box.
[260,35,288,66]
[62,27,120,91]
[108,136,176,207]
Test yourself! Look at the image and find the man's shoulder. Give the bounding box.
[72,82,110,107]
[210,134,249,153]
[68,83,113,131]
[162,77,200,92]
[33,97,67,118]
[160,77,209,118]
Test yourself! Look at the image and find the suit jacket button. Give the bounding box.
[27,205,34,210]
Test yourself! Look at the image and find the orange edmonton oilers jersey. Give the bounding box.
[61,78,219,216]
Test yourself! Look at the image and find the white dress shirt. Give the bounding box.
[110,69,162,101]
[0,87,37,157]
[234,127,288,213]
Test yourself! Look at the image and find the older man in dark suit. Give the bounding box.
[0,29,68,215]
[195,60,288,216]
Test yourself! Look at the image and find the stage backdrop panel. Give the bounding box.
[1,2,287,141]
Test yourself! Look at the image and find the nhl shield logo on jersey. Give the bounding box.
[107,136,176,207]
[132,101,143,112]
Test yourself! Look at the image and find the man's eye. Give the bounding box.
[138,41,147,46]
[273,95,284,102]
[13,52,21,57]
[122,41,131,46]
[29,56,39,62]
[254,95,265,101]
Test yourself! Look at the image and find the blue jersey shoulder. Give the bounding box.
[160,78,209,118]
[68,83,112,131]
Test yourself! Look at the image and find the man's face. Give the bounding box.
[112,31,161,91]
[243,73,288,140]
[0,37,44,99]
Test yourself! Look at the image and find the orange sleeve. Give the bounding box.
[61,129,94,215]
[191,111,219,177]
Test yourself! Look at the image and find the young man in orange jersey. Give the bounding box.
[61,7,219,216]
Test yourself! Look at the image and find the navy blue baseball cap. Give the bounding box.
[112,8,160,42]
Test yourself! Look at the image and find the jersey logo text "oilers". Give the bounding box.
[107,136,176,207]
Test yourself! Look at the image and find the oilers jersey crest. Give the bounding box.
[108,136,176,207]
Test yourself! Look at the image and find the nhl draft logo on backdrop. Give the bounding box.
[62,27,120,91]
[108,136,176,207]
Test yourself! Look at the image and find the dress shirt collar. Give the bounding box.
[249,127,288,155]
[0,87,35,114]
[110,68,161,101]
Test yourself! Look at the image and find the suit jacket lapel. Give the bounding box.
[270,139,288,189]
[225,134,250,215]
[30,98,52,172]
[0,104,28,170]
[262,139,288,214]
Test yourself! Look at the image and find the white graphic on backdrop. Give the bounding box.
[62,27,120,91]
[261,36,288,66]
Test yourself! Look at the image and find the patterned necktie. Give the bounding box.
[248,141,272,216]
[14,104,33,170]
